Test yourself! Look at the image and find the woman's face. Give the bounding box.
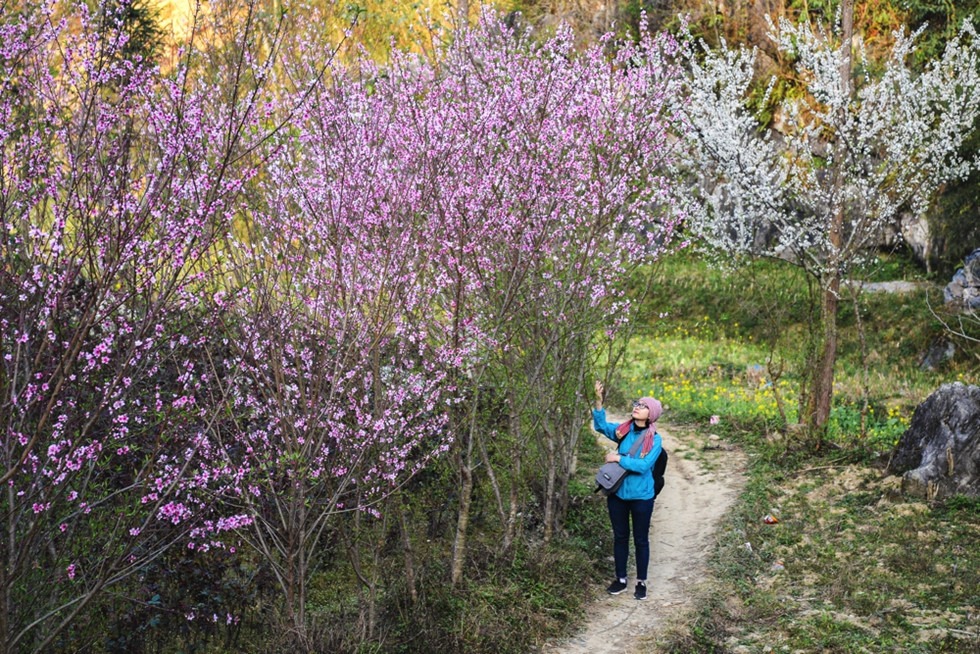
[631,401,650,422]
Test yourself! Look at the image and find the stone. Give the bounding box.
[944,248,980,310]
[877,210,930,259]
[874,211,933,269]
[888,382,980,499]
[844,280,928,294]
[918,338,955,372]
[900,212,932,269]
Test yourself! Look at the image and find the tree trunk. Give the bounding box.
[804,0,853,440]
[285,485,308,647]
[542,435,557,544]
[502,399,522,552]
[504,458,521,552]
[365,512,387,640]
[2,484,11,654]
[450,457,473,586]
[396,501,418,605]
[450,384,481,586]
[808,275,840,437]
[840,0,854,71]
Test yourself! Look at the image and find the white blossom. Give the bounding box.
[675,17,980,284]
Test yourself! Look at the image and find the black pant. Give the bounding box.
[607,494,654,580]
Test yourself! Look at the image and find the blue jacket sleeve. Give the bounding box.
[619,433,662,474]
[592,408,620,442]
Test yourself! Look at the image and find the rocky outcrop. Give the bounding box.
[918,338,956,372]
[888,383,980,499]
[876,211,932,267]
[944,248,980,311]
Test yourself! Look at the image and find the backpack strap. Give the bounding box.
[626,433,645,457]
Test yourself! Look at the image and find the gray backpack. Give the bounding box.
[594,435,645,496]
[594,435,668,497]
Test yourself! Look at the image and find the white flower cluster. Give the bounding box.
[676,15,980,282]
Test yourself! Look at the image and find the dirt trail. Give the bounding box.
[545,423,746,653]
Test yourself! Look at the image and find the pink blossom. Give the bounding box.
[1,5,685,644]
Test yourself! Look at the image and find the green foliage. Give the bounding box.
[620,1,679,40]
[929,127,980,277]
[625,251,973,453]
[382,483,607,654]
[564,448,615,572]
[899,0,980,63]
[94,0,164,64]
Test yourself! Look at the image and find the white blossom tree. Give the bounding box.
[675,1,980,438]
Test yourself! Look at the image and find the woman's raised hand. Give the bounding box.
[594,380,604,409]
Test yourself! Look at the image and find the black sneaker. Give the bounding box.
[634,581,647,600]
[606,579,628,595]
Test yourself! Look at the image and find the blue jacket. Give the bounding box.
[592,408,662,501]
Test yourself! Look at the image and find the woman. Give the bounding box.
[592,380,663,601]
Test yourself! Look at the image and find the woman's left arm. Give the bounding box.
[617,434,662,473]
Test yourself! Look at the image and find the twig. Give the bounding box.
[796,458,850,474]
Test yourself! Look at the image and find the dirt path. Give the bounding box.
[545,423,747,653]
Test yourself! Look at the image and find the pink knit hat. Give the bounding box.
[637,397,662,429]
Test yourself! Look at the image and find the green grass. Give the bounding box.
[629,252,980,653]
[651,446,980,652]
[620,252,978,453]
[679,458,980,653]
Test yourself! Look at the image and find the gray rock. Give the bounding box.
[843,280,929,294]
[878,211,932,267]
[888,382,980,499]
[944,248,980,310]
[900,213,932,268]
[918,338,956,372]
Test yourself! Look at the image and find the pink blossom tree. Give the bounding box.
[201,55,470,643]
[0,1,289,650]
[383,18,688,584]
[197,16,689,641]
[2,1,689,647]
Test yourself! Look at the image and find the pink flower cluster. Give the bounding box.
[0,2,687,646]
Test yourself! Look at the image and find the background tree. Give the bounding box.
[675,2,980,439]
[404,21,686,585]
[622,1,980,276]
[155,9,687,645]
[901,0,980,273]
[203,55,468,646]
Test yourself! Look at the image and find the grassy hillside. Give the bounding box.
[618,252,976,453]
